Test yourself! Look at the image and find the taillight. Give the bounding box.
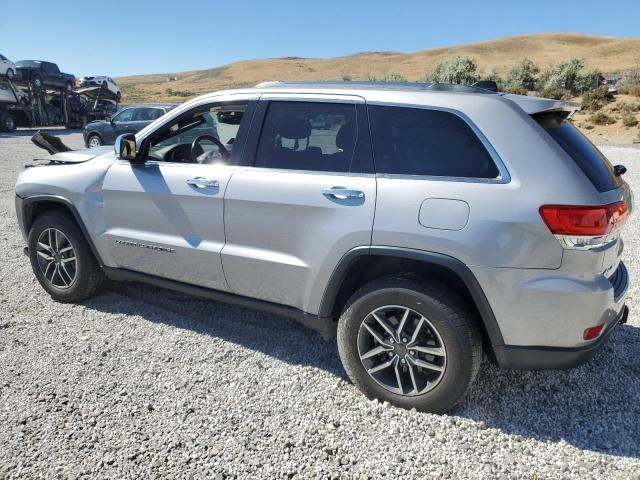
[539,201,628,250]
[583,324,604,341]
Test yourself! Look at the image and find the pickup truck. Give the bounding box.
[15,60,75,91]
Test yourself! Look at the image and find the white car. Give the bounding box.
[0,54,16,80]
[77,76,121,101]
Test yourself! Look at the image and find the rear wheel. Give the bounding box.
[87,134,103,147]
[6,68,14,80]
[28,211,105,302]
[32,75,43,91]
[337,275,482,413]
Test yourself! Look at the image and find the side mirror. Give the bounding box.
[114,133,138,162]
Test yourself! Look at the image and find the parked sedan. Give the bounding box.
[83,104,178,147]
[77,76,121,102]
[0,54,16,79]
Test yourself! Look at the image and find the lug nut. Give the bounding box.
[402,338,408,343]
[410,351,415,356]
[388,352,393,357]
[401,358,406,364]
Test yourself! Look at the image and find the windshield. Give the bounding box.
[16,60,41,68]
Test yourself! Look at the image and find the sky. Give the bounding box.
[2,0,639,78]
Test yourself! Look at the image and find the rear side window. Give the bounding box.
[536,114,622,193]
[368,105,499,178]
[255,101,357,172]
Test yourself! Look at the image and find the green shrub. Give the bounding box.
[538,87,569,100]
[383,72,407,82]
[504,58,539,92]
[422,56,478,85]
[538,58,603,95]
[581,86,614,112]
[341,74,351,81]
[508,87,529,96]
[622,115,639,127]
[589,112,616,125]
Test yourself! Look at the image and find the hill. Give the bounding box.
[116,33,640,103]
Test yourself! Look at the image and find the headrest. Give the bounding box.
[336,122,355,150]
[280,117,311,139]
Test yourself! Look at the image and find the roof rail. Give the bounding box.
[254,80,498,94]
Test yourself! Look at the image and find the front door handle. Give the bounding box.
[187,177,219,188]
[322,187,365,200]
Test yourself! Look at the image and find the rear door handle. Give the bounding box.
[322,187,365,200]
[187,177,219,188]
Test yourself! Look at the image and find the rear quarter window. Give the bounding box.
[368,105,499,179]
[535,114,622,193]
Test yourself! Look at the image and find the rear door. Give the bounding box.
[221,95,376,313]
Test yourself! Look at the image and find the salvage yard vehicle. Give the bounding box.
[77,76,121,102]
[14,81,631,413]
[83,104,178,147]
[15,60,75,92]
[0,54,16,79]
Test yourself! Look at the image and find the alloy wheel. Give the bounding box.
[357,305,447,396]
[35,228,77,289]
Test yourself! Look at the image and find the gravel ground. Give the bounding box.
[1,130,639,479]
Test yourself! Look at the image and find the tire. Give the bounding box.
[337,274,482,413]
[0,112,16,132]
[28,211,105,303]
[116,92,121,103]
[87,134,103,148]
[6,68,14,80]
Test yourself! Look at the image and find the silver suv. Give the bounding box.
[14,81,632,413]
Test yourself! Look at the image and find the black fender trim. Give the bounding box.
[318,245,505,347]
[19,194,105,266]
[103,267,336,339]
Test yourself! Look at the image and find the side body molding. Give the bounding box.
[318,246,505,348]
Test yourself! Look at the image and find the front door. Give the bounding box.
[221,97,376,314]
[99,98,256,290]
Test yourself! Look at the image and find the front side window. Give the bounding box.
[255,101,357,172]
[112,108,134,122]
[146,102,248,164]
[369,105,499,179]
[132,107,164,121]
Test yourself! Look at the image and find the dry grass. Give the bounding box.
[116,33,640,103]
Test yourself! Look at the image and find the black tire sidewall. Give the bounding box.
[338,283,477,413]
[28,212,92,302]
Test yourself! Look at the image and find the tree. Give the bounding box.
[504,58,539,92]
[422,56,478,85]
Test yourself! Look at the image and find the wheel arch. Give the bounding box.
[319,246,505,350]
[21,195,104,266]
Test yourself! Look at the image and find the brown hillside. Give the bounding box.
[116,33,640,103]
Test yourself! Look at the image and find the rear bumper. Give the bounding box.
[494,304,628,370]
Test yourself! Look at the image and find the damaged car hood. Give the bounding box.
[47,146,112,163]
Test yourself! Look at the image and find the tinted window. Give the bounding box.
[536,114,622,193]
[132,107,164,121]
[112,108,134,122]
[369,106,499,178]
[255,101,357,172]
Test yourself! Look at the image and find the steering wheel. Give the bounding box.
[191,135,229,163]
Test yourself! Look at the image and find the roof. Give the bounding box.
[254,80,498,95]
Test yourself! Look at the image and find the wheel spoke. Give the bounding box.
[394,358,404,393]
[411,345,445,357]
[59,262,74,284]
[54,229,60,252]
[371,311,397,341]
[396,308,410,337]
[367,358,395,374]
[43,260,54,279]
[38,241,52,252]
[61,256,76,265]
[56,266,69,287]
[59,246,74,254]
[407,362,419,393]
[360,345,392,360]
[409,356,443,373]
[363,322,392,347]
[37,251,53,262]
[409,316,426,344]
[48,229,54,252]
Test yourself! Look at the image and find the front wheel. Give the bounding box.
[337,275,482,413]
[6,68,14,80]
[0,112,16,132]
[28,211,105,302]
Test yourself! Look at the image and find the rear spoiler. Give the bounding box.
[502,93,579,118]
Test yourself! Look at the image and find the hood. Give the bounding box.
[48,146,112,163]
